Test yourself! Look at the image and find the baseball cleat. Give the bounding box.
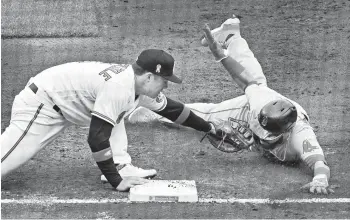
[201,14,241,48]
[101,163,157,182]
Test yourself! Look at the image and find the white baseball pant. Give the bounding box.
[1,85,132,177]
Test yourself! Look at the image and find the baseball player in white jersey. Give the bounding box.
[1,49,216,191]
[130,17,333,194]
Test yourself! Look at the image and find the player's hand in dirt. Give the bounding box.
[301,175,334,195]
[116,176,149,192]
[203,24,228,62]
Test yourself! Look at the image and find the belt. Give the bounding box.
[28,83,62,115]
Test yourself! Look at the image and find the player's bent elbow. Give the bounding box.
[87,133,110,152]
[87,133,99,151]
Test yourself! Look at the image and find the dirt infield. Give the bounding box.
[1,0,350,218]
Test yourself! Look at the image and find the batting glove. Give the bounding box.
[203,24,229,62]
[301,174,334,195]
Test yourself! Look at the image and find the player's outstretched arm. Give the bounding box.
[296,140,333,194]
[155,97,214,133]
[139,94,214,133]
[301,160,333,195]
[202,24,259,91]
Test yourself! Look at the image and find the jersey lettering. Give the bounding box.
[98,65,129,81]
[303,139,319,153]
[109,64,129,74]
[99,70,112,81]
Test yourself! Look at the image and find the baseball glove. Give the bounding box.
[200,117,255,153]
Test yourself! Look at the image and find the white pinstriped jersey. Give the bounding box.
[32,62,167,126]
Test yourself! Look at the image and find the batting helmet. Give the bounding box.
[258,99,297,133]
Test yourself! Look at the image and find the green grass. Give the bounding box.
[1,0,99,38]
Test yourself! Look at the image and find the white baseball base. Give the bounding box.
[129,180,198,202]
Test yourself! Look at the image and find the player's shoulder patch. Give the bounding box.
[302,139,319,154]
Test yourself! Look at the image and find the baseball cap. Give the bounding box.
[136,49,182,84]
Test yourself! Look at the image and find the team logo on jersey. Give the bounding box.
[303,139,319,153]
[156,64,161,73]
[116,111,127,124]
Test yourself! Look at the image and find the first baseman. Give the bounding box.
[130,16,333,195]
[1,49,216,191]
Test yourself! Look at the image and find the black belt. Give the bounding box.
[29,83,62,115]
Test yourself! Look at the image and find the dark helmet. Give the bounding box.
[258,99,297,133]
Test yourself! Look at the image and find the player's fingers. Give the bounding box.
[200,35,209,46]
[316,187,322,194]
[127,176,140,180]
[130,178,149,185]
[321,188,328,195]
[203,24,215,44]
[128,180,146,186]
[328,188,335,194]
[300,183,310,190]
[309,186,316,194]
[127,176,147,181]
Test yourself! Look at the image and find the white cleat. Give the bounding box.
[101,164,157,182]
[201,14,241,48]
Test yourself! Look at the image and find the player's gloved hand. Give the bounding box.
[203,24,228,62]
[116,176,149,192]
[301,174,334,195]
[201,118,255,153]
[208,122,216,134]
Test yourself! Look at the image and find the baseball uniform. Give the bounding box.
[132,36,327,169]
[2,48,213,189]
[1,62,175,177]
[1,62,131,175]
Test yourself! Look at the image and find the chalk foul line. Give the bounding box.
[1,197,350,204]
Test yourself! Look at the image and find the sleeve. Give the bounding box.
[138,92,168,112]
[88,115,123,188]
[291,120,330,179]
[139,93,211,132]
[92,82,128,126]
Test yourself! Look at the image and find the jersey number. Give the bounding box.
[98,65,129,81]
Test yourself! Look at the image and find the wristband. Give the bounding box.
[215,49,229,62]
[313,174,328,181]
[216,56,228,62]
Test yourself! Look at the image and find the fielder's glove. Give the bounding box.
[301,174,334,195]
[201,117,255,153]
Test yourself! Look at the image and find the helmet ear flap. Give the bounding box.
[258,99,297,133]
[285,106,297,123]
[259,114,269,127]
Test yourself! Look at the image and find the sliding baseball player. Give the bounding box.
[129,16,333,195]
